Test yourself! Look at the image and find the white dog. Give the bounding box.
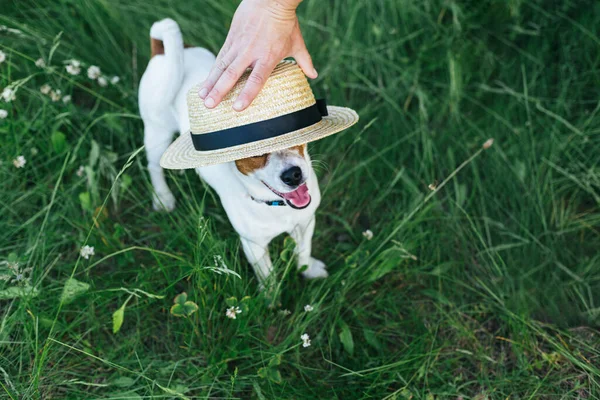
[139,19,327,285]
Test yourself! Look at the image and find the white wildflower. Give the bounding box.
[76,165,85,177]
[110,76,120,85]
[301,333,311,348]
[0,260,32,285]
[0,109,7,119]
[362,229,374,240]
[87,65,101,80]
[40,84,52,95]
[69,59,81,68]
[12,155,26,168]
[2,88,16,102]
[226,306,242,319]
[62,95,72,104]
[482,138,494,150]
[428,183,437,191]
[97,76,108,87]
[304,304,314,312]
[66,63,80,76]
[30,148,38,156]
[35,58,45,68]
[50,90,61,102]
[0,50,6,64]
[80,245,95,259]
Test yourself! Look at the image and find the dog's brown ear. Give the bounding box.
[235,154,269,175]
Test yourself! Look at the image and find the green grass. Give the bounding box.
[1,0,600,398]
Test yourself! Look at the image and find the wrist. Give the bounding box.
[246,0,301,18]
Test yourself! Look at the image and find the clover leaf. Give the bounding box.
[170,292,199,317]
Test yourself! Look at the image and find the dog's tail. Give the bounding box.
[147,18,184,104]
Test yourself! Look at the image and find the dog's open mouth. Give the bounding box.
[262,181,312,209]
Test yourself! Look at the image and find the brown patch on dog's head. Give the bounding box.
[235,154,269,175]
[289,144,306,157]
[234,145,306,175]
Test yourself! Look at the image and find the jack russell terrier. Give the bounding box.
[139,19,329,285]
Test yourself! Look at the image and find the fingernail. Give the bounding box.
[199,87,208,98]
[233,99,245,111]
[204,97,215,108]
[312,68,318,78]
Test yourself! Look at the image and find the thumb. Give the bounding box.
[294,46,318,79]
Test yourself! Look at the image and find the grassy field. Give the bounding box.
[1,0,600,398]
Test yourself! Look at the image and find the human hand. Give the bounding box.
[199,0,317,111]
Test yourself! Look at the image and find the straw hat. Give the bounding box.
[160,60,359,169]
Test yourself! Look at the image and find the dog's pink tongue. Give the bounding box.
[281,184,311,208]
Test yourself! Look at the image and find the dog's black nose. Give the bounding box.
[281,166,303,187]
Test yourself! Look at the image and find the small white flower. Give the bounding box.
[226,306,242,319]
[110,76,120,85]
[87,65,101,80]
[2,88,16,102]
[30,148,38,156]
[35,58,45,68]
[50,90,61,102]
[97,76,108,87]
[0,50,6,64]
[304,304,314,312]
[362,229,374,240]
[40,84,52,95]
[62,95,72,104]
[69,59,81,68]
[80,245,95,260]
[0,109,7,119]
[482,138,494,150]
[12,155,26,168]
[66,64,80,75]
[428,183,437,191]
[76,165,85,177]
[301,333,311,348]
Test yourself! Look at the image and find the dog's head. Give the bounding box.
[234,144,312,209]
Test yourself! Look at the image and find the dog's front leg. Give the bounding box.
[240,237,273,288]
[290,218,328,279]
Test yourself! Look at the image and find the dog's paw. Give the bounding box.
[152,191,176,212]
[302,258,328,279]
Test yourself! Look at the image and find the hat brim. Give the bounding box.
[159,106,359,169]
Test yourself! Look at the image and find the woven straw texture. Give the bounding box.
[188,61,316,134]
[160,61,359,169]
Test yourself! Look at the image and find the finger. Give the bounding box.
[204,55,251,109]
[292,29,317,79]
[294,47,317,79]
[199,47,235,99]
[233,58,278,111]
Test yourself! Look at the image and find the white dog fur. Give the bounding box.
[139,18,327,285]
